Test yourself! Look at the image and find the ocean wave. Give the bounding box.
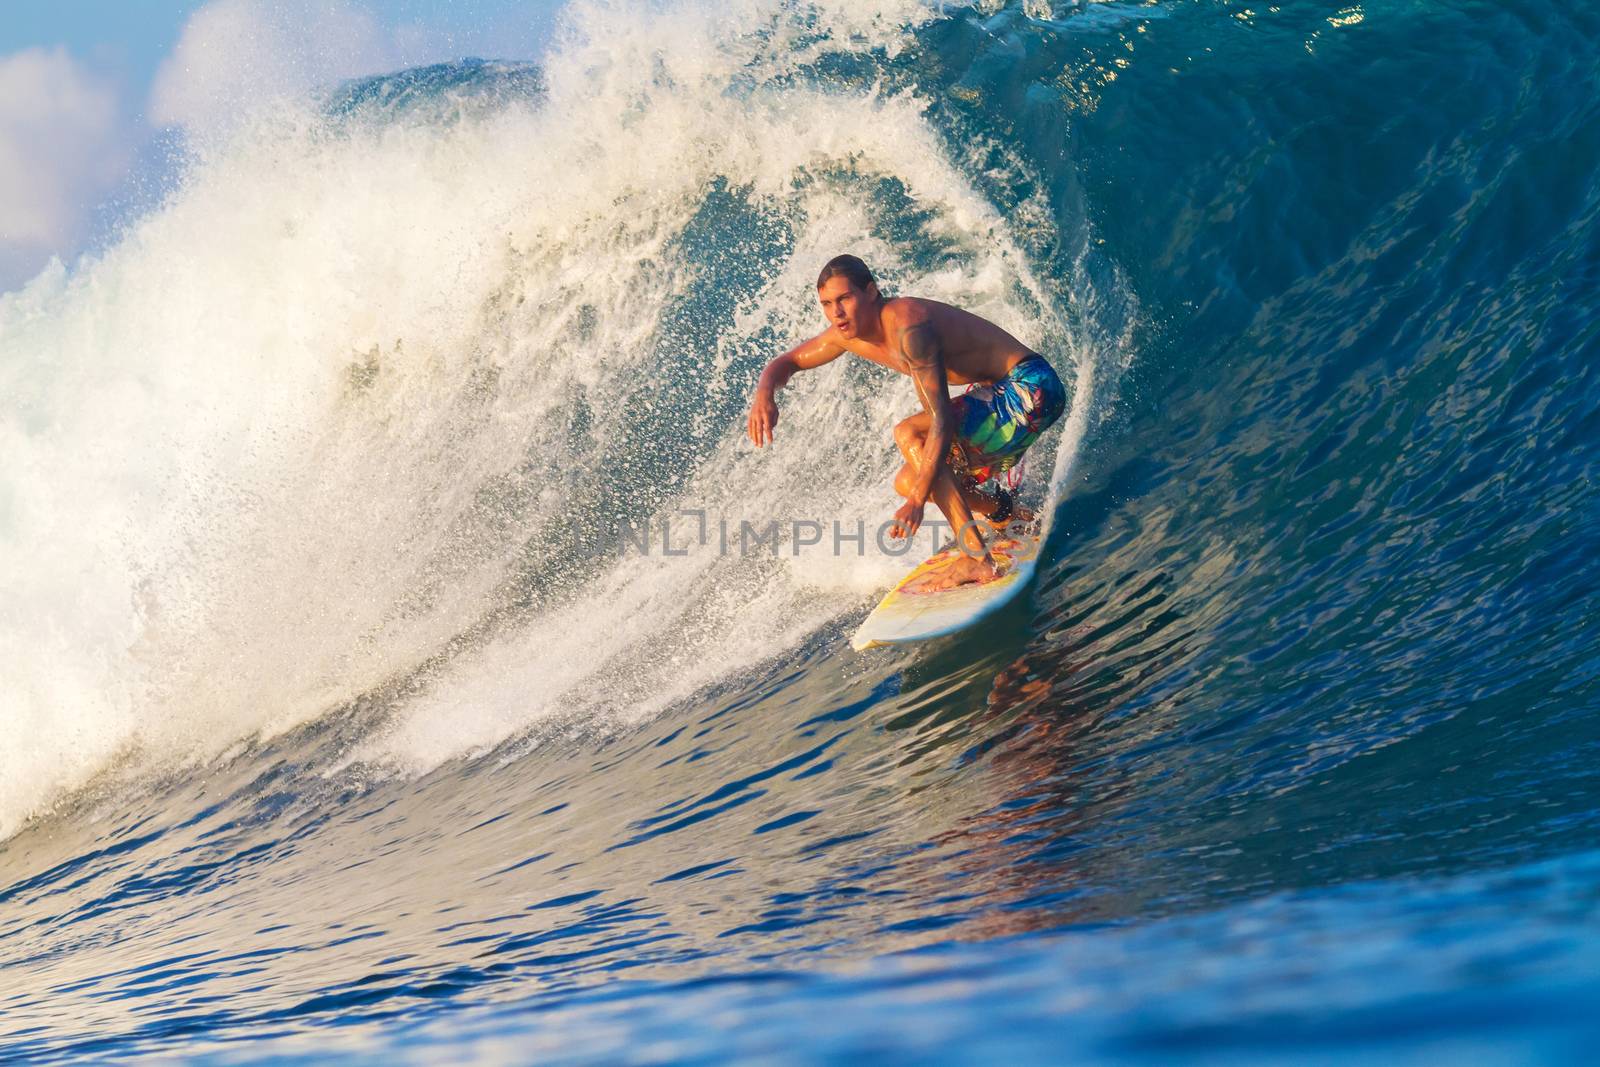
[4,0,1598,1060]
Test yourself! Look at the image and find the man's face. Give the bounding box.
[817,276,875,338]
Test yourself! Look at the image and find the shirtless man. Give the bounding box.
[746,254,1066,591]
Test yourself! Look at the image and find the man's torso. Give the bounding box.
[835,297,1035,386]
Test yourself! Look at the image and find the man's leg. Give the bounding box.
[892,412,1008,524]
[892,458,992,556]
[892,413,988,552]
[890,414,1006,590]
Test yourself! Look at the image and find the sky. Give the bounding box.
[0,0,566,292]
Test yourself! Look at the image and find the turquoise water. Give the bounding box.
[3,0,1599,1062]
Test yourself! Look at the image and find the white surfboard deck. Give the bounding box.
[850,521,1043,651]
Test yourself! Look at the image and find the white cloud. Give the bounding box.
[0,2,555,289]
[0,48,131,290]
[149,0,397,134]
[148,0,556,137]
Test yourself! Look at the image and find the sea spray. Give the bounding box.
[0,0,1115,837]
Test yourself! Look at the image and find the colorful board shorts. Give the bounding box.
[947,354,1066,486]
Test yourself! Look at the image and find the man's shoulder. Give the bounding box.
[881,296,936,330]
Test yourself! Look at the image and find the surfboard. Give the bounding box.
[850,520,1043,650]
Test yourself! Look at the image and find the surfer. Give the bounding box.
[747,254,1066,591]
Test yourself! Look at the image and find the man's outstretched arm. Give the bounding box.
[748,332,844,446]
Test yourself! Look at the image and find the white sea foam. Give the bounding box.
[0,0,1115,837]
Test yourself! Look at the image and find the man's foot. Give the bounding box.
[983,502,1034,532]
[907,552,1005,593]
[977,487,1034,532]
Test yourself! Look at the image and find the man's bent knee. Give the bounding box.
[893,464,917,498]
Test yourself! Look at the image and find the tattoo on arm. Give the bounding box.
[899,322,953,493]
[899,322,947,416]
[899,322,942,370]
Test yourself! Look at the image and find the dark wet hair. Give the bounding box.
[816,254,877,292]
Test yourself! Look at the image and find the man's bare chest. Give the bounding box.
[844,343,986,388]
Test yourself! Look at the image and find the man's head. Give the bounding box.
[816,254,881,339]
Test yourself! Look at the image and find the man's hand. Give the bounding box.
[748,389,779,446]
[890,496,925,540]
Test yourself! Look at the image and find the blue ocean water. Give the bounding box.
[3,0,1599,1062]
